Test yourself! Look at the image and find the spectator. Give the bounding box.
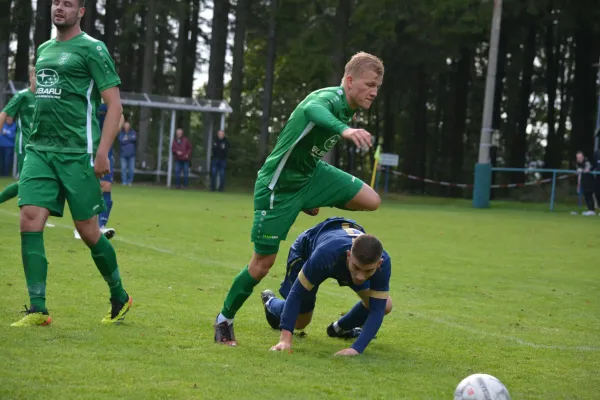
[0,116,16,176]
[172,128,192,189]
[576,151,596,216]
[118,121,137,186]
[211,130,230,192]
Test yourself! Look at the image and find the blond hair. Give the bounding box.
[343,52,384,81]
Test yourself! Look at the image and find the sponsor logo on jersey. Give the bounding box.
[58,52,71,65]
[37,69,59,87]
[324,135,339,150]
[310,135,339,158]
[36,69,61,99]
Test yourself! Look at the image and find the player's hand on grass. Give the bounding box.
[334,348,359,356]
[270,341,292,352]
[342,128,372,150]
[94,152,110,178]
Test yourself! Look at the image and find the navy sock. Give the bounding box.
[99,192,112,227]
[337,301,370,331]
[267,297,286,318]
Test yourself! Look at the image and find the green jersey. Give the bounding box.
[30,32,121,154]
[257,86,355,190]
[2,88,36,155]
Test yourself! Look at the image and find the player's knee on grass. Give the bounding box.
[248,251,278,280]
[100,181,112,193]
[295,311,313,330]
[74,217,102,247]
[20,206,50,232]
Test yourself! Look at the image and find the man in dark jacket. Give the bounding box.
[118,121,137,186]
[576,151,596,215]
[211,130,229,192]
[172,128,192,189]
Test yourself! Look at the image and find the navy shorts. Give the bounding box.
[279,233,318,314]
[100,155,115,184]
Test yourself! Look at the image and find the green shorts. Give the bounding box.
[16,152,25,175]
[251,161,364,253]
[18,148,105,220]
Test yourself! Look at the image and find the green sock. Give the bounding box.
[0,182,19,204]
[90,235,128,303]
[21,232,48,311]
[221,265,260,319]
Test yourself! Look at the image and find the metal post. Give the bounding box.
[220,113,225,131]
[166,110,176,188]
[550,171,557,212]
[473,0,503,208]
[384,167,390,195]
[156,111,165,183]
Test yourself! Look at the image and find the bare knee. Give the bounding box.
[74,217,101,247]
[20,206,49,232]
[363,188,381,211]
[248,252,277,280]
[295,312,313,330]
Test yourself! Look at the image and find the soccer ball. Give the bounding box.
[454,373,511,400]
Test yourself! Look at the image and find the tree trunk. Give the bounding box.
[137,0,157,166]
[0,0,12,109]
[429,72,446,179]
[570,24,599,156]
[13,0,32,82]
[182,0,200,98]
[543,15,560,169]
[174,0,190,98]
[229,0,251,137]
[509,21,536,182]
[556,42,574,165]
[154,11,167,93]
[104,0,118,55]
[117,0,136,92]
[33,0,51,59]
[205,0,231,169]
[258,0,277,164]
[382,71,396,153]
[323,0,350,166]
[492,16,508,132]
[450,47,472,187]
[82,0,98,37]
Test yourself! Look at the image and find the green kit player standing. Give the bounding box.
[0,67,36,204]
[214,52,384,345]
[11,0,132,327]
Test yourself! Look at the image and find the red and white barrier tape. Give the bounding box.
[388,170,573,189]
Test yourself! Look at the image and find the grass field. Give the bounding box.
[1,178,599,399]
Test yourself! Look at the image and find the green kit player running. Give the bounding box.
[11,0,132,327]
[0,67,36,204]
[214,52,384,345]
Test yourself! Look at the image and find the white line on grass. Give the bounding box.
[0,209,236,269]
[413,313,600,352]
[2,209,598,352]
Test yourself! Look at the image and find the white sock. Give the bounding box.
[217,313,234,326]
[332,321,342,333]
[265,297,273,310]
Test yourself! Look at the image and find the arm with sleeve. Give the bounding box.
[351,258,391,353]
[279,247,338,333]
[304,94,350,135]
